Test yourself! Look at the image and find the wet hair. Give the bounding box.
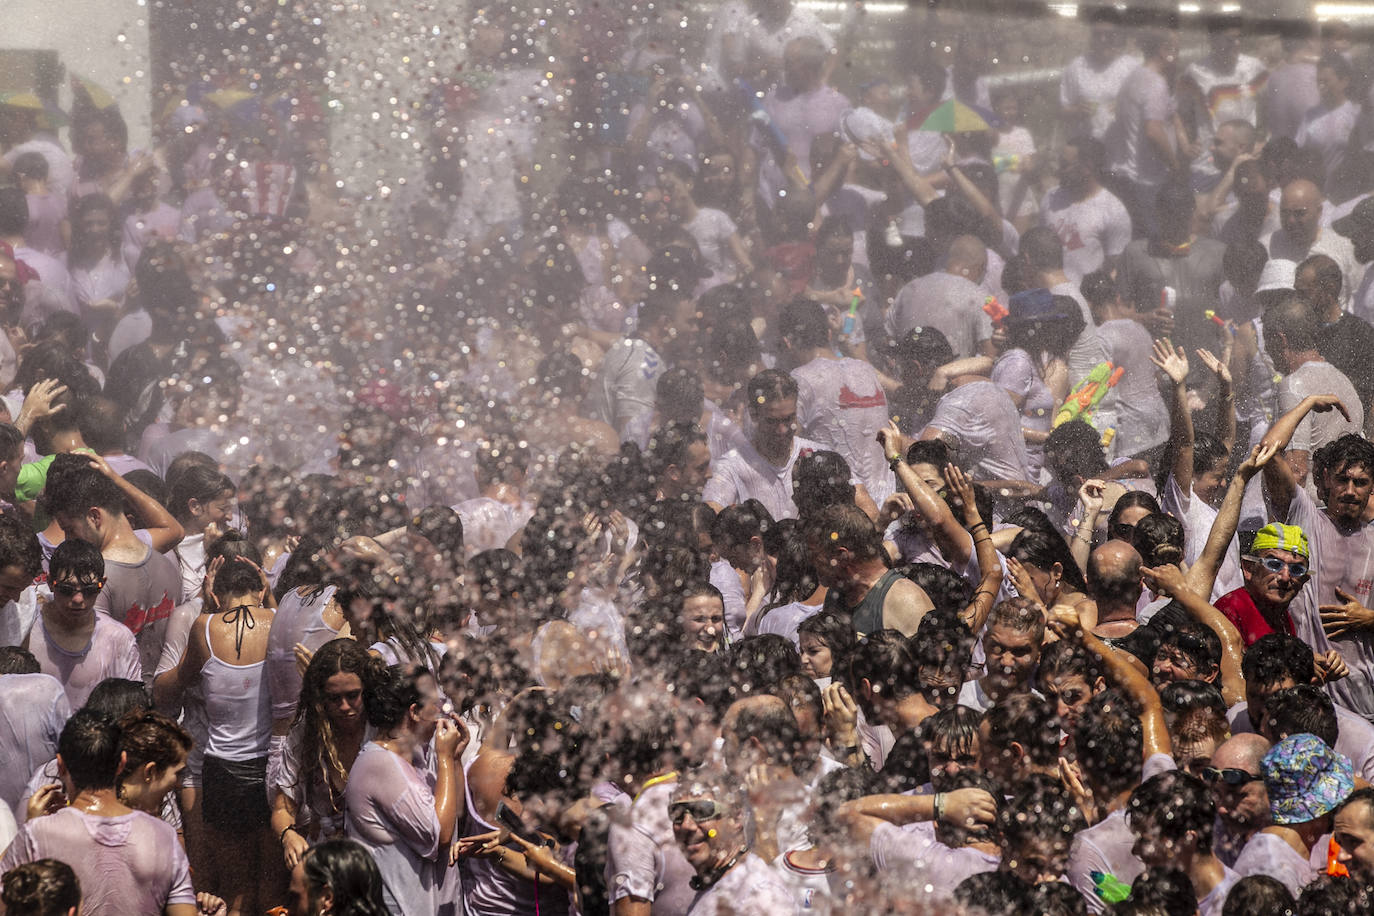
[851,629,919,702]
[1262,683,1338,746]
[792,450,855,519]
[210,556,264,604]
[999,780,1086,867]
[953,871,1034,916]
[655,370,705,424]
[84,678,151,718]
[803,502,884,563]
[1242,634,1317,690]
[904,564,973,616]
[165,463,236,524]
[983,693,1062,770]
[1035,881,1090,916]
[1128,770,1216,854]
[904,439,950,470]
[1074,689,1143,797]
[300,838,391,916]
[295,640,384,822]
[1107,490,1163,531]
[1044,420,1108,481]
[757,520,820,619]
[69,192,120,257]
[1005,296,1085,360]
[10,152,49,182]
[1193,431,1231,479]
[986,596,1047,642]
[501,692,584,800]
[1,859,81,916]
[1222,875,1294,916]
[921,704,983,762]
[0,423,23,465]
[728,634,801,696]
[1295,874,1371,916]
[796,611,856,685]
[42,454,125,518]
[75,396,129,455]
[0,512,42,581]
[1315,433,1374,481]
[1318,50,1353,83]
[725,696,803,773]
[778,297,832,351]
[1128,867,1200,916]
[745,368,798,415]
[1008,528,1088,593]
[474,434,530,490]
[117,709,191,783]
[0,646,40,675]
[1154,615,1223,682]
[1132,513,1185,567]
[1038,638,1103,687]
[1080,268,1118,310]
[408,506,464,561]
[712,499,775,552]
[361,664,430,731]
[48,538,104,585]
[57,708,123,791]
[1159,679,1227,721]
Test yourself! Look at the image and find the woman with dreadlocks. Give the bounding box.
[271,639,381,870]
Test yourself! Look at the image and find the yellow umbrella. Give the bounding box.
[0,91,44,110]
[202,89,258,110]
[71,75,117,110]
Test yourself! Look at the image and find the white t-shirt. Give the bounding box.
[923,381,1032,483]
[1267,485,1374,719]
[1061,54,1142,140]
[1296,99,1360,182]
[886,271,992,360]
[703,436,824,521]
[1040,186,1133,282]
[869,821,998,898]
[685,853,800,916]
[1277,359,1363,459]
[1107,65,1176,187]
[1232,830,1318,899]
[792,356,893,503]
[1161,474,1243,601]
[685,208,743,291]
[1095,318,1171,459]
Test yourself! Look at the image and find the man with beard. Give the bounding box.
[1262,405,1374,722]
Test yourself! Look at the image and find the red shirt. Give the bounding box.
[1214,586,1296,647]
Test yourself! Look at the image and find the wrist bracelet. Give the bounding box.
[933,792,946,821]
[280,824,300,844]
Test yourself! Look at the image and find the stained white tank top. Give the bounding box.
[200,615,272,761]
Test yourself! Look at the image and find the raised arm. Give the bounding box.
[1260,393,1351,517]
[89,454,185,552]
[1186,442,1277,599]
[1151,338,1194,498]
[1050,603,1171,760]
[1141,564,1246,708]
[1070,479,1107,572]
[1196,343,1236,456]
[945,463,1001,634]
[878,420,970,568]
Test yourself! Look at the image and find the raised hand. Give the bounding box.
[1150,338,1189,386]
[1195,346,1231,387]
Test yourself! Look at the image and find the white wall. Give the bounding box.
[3,0,151,150]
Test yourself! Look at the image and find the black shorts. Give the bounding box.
[201,754,270,833]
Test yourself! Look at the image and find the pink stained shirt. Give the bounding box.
[28,611,143,709]
[0,807,195,916]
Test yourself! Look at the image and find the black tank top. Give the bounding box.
[827,568,903,637]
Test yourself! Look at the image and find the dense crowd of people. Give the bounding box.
[5,1,1374,914]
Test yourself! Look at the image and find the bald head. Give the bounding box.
[1212,732,1270,771]
[946,234,988,285]
[722,694,801,769]
[1280,179,1324,245]
[1296,253,1343,316]
[1087,540,1143,612]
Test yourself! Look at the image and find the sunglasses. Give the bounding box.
[1201,767,1261,787]
[670,799,729,826]
[1245,556,1309,578]
[52,580,104,599]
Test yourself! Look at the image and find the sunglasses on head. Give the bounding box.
[1201,766,1261,787]
[670,799,729,825]
[52,580,104,599]
[1245,555,1308,578]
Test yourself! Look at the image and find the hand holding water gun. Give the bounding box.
[1054,361,1125,427]
[842,286,864,338]
[982,295,1008,327]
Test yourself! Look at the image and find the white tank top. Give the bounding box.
[201,615,273,761]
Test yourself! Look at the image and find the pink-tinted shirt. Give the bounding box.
[0,807,195,916]
[29,611,143,709]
